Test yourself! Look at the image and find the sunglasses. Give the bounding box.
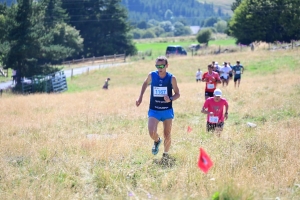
[155,64,166,69]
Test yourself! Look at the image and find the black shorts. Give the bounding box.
[206,122,224,132]
[205,92,214,98]
[196,78,201,82]
[229,72,233,78]
[234,76,241,82]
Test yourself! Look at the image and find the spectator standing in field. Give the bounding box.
[232,61,244,88]
[102,77,111,89]
[12,69,17,85]
[201,88,229,137]
[219,62,232,87]
[136,56,180,160]
[202,64,221,100]
[196,68,202,82]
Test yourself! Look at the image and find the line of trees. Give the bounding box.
[228,0,300,44]
[0,0,137,82]
[121,0,229,26]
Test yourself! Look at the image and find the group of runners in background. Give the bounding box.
[196,60,244,97]
[197,60,244,135]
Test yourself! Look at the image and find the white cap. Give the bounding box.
[215,62,218,64]
[213,88,222,97]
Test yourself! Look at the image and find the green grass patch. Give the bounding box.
[135,37,236,58]
[246,55,298,74]
[209,38,236,46]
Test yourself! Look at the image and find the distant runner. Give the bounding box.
[219,62,232,87]
[232,61,244,88]
[202,64,221,100]
[196,68,202,83]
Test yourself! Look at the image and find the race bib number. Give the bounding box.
[207,84,215,89]
[236,71,241,74]
[209,116,219,123]
[153,87,167,97]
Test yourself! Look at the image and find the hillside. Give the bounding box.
[121,0,230,26]
[198,0,235,14]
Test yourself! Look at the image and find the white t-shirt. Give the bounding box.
[196,70,202,79]
[220,66,232,79]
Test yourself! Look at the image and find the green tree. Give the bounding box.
[231,0,242,12]
[173,21,191,36]
[41,0,83,63]
[214,20,227,33]
[203,17,218,27]
[148,26,165,37]
[131,28,143,39]
[142,30,156,38]
[159,21,173,32]
[5,0,40,80]
[196,28,212,45]
[137,21,147,29]
[228,0,300,44]
[62,0,137,57]
[4,0,83,83]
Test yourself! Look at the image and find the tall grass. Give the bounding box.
[1,47,300,199]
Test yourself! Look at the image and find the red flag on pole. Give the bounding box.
[198,148,213,173]
[187,126,192,133]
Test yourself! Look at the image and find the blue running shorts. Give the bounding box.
[148,109,174,121]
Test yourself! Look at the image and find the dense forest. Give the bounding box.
[0,0,15,5]
[1,0,229,26]
[121,0,229,26]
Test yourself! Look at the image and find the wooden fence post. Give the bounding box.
[71,68,73,79]
[0,89,2,97]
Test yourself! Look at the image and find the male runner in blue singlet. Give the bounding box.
[136,56,180,159]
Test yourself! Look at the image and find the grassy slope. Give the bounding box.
[1,46,300,199]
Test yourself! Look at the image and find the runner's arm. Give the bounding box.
[136,73,151,106]
[224,103,229,120]
[170,76,180,101]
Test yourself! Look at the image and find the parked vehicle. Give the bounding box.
[165,45,187,56]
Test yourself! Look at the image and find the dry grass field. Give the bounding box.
[1,47,300,199]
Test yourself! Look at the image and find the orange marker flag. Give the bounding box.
[198,148,213,173]
[187,126,192,133]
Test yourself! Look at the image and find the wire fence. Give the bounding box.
[62,54,126,66]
